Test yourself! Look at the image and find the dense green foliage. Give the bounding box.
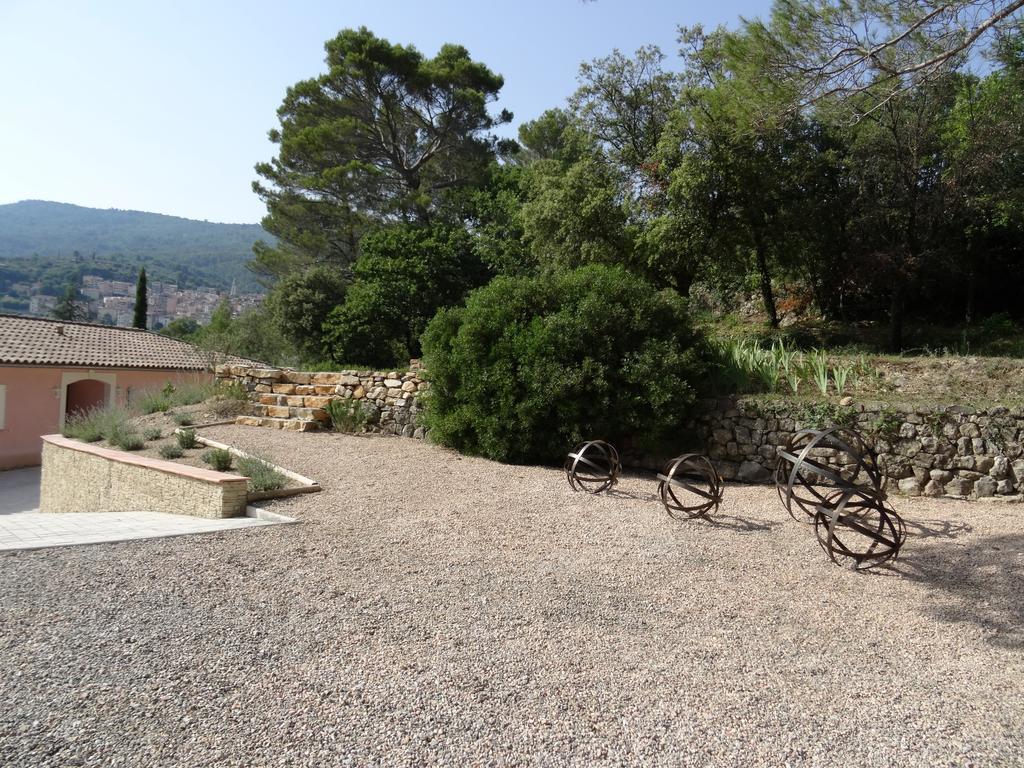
[252,27,512,277]
[322,225,488,367]
[133,267,148,329]
[422,265,708,463]
[0,201,271,293]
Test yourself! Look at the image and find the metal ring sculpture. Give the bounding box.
[657,454,723,520]
[775,427,883,522]
[565,440,620,494]
[814,487,906,571]
[776,426,905,571]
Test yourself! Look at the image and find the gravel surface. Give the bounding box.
[2,425,1022,766]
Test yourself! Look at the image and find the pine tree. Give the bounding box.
[133,267,148,329]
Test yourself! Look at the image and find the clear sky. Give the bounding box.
[0,0,770,224]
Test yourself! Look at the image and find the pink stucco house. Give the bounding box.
[0,314,240,469]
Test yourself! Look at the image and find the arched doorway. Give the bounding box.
[59,372,117,429]
[65,379,110,420]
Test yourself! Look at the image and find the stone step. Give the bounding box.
[234,415,321,432]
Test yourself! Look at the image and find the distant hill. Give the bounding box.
[0,200,272,294]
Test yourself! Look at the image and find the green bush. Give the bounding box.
[62,407,106,442]
[136,390,171,414]
[158,443,184,459]
[176,428,198,449]
[143,427,162,441]
[171,411,195,427]
[422,264,708,463]
[201,448,234,471]
[324,398,370,433]
[236,454,287,492]
[107,421,144,451]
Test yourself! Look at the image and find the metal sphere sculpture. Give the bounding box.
[565,440,621,494]
[656,454,723,520]
[814,487,907,571]
[775,427,883,522]
[776,426,906,571]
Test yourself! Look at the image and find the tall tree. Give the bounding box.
[132,267,148,329]
[253,27,511,278]
[737,0,1024,117]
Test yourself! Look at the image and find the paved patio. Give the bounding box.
[0,467,277,551]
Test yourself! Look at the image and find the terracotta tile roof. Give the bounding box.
[0,314,262,370]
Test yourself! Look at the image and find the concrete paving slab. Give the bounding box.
[0,509,276,551]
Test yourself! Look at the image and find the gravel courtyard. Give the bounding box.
[2,425,1022,767]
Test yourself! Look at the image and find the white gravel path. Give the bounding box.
[1,425,1022,767]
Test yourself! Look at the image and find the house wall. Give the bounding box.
[0,366,211,470]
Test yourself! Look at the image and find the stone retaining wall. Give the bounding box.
[39,435,249,518]
[691,398,1024,500]
[215,362,1023,501]
[216,364,427,438]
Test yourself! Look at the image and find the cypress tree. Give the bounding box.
[133,267,148,329]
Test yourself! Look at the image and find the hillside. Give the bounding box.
[0,200,272,294]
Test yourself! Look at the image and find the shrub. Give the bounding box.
[136,389,171,414]
[201,448,234,471]
[176,428,198,449]
[171,380,217,406]
[143,427,162,441]
[421,264,708,464]
[324,398,370,433]
[62,407,106,442]
[107,421,144,451]
[236,454,287,492]
[171,411,195,427]
[158,443,184,460]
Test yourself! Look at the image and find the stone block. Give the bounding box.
[737,460,770,483]
[272,384,296,395]
[338,374,361,386]
[897,477,921,496]
[996,479,1015,495]
[945,478,973,496]
[285,396,306,407]
[284,372,311,385]
[922,480,944,497]
[267,406,290,418]
[990,457,1009,479]
[352,386,366,400]
[313,372,342,385]
[401,380,417,393]
[295,385,316,395]
[973,476,997,498]
[305,396,333,409]
[975,456,995,474]
[384,378,403,388]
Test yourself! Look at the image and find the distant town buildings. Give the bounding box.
[7,274,262,328]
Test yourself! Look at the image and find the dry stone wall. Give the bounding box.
[218,363,1023,501]
[691,397,1024,500]
[216,364,428,438]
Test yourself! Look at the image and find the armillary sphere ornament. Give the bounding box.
[775,427,884,522]
[775,425,907,571]
[565,440,621,494]
[813,487,907,571]
[656,454,723,520]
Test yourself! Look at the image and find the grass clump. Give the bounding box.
[236,454,287,492]
[325,398,369,433]
[171,411,195,427]
[143,427,162,441]
[62,407,106,442]
[176,428,198,449]
[107,420,144,450]
[158,443,184,460]
[202,448,233,471]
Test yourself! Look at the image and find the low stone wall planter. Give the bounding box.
[185,430,322,503]
[39,435,249,518]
